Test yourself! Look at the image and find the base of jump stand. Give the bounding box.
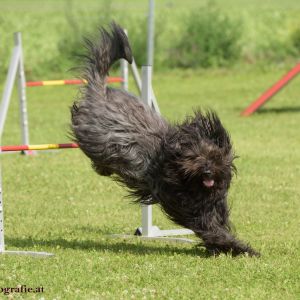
[109,226,196,244]
[0,250,54,257]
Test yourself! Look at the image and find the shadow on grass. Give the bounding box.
[256,106,300,114]
[6,236,211,258]
[235,105,300,115]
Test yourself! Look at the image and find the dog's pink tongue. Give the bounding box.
[203,179,214,187]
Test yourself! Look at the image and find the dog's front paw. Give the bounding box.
[243,247,260,257]
[231,244,261,257]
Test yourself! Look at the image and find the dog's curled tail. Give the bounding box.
[81,22,132,91]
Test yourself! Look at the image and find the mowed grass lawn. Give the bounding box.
[0,65,299,299]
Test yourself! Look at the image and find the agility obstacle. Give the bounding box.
[241,63,300,116]
[0,143,78,152]
[0,68,194,247]
[26,77,123,87]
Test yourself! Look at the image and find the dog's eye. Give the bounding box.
[218,153,224,160]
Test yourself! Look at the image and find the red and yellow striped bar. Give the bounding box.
[1,143,78,152]
[26,77,123,87]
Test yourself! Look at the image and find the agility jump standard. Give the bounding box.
[241,62,300,116]
[0,31,128,149]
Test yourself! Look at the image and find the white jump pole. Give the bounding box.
[147,0,155,69]
[0,33,21,253]
[130,59,160,114]
[15,32,30,148]
[139,1,156,238]
[0,32,53,257]
[131,0,194,241]
[0,38,21,135]
[135,65,194,240]
[128,1,160,114]
[140,66,155,237]
[120,29,129,91]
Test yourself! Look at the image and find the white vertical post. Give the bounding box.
[141,65,153,236]
[147,0,155,69]
[121,29,129,91]
[0,33,54,257]
[0,32,22,253]
[130,59,160,114]
[134,66,194,239]
[141,205,152,237]
[131,58,142,92]
[15,32,30,147]
[141,65,152,106]
[0,42,21,136]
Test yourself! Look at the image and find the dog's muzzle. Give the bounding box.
[202,170,215,187]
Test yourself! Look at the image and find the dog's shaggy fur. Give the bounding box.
[71,23,259,257]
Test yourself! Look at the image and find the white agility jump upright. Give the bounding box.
[112,1,194,242]
[120,29,129,91]
[132,66,194,242]
[0,32,53,256]
[0,32,30,149]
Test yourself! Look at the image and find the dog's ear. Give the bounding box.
[229,154,238,175]
[163,128,184,157]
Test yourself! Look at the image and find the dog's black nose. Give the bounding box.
[203,170,212,176]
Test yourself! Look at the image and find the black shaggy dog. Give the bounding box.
[71,23,259,257]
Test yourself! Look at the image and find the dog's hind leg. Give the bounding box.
[92,163,113,176]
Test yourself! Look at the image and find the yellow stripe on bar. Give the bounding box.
[43,80,65,86]
[28,144,60,150]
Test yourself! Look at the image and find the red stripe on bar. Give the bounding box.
[26,81,44,87]
[107,77,124,83]
[1,145,30,151]
[57,143,79,149]
[63,79,84,85]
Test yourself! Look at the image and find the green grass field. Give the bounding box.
[1,66,299,299]
[1,1,300,299]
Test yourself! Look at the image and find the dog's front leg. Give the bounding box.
[191,196,260,256]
